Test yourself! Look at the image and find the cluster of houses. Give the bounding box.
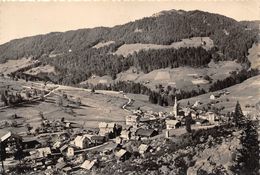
[0,97,221,174]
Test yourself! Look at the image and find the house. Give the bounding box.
[22,136,41,149]
[200,112,216,124]
[98,122,116,137]
[120,130,131,140]
[193,100,202,107]
[0,132,22,154]
[80,159,97,170]
[195,118,209,126]
[67,146,75,157]
[205,112,216,124]
[73,135,90,149]
[125,115,140,127]
[165,120,181,130]
[62,167,72,174]
[102,142,121,154]
[135,129,158,138]
[138,144,150,155]
[91,135,107,145]
[36,147,52,158]
[114,149,131,161]
[210,94,220,100]
[56,161,67,171]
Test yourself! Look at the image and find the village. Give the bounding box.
[0,82,227,175]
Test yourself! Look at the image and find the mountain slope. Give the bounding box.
[0,10,258,85]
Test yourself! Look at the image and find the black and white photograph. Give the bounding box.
[0,0,259,174]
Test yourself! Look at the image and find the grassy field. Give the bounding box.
[0,78,131,136]
[82,60,242,91]
[114,37,213,57]
[0,57,37,75]
[248,43,260,70]
[179,75,260,115]
[25,64,56,75]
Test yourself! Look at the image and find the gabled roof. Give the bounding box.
[135,128,158,137]
[81,159,96,170]
[60,144,69,152]
[138,144,149,153]
[165,120,180,125]
[114,149,127,158]
[0,131,21,142]
[91,135,106,141]
[56,161,67,170]
[103,142,119,152]
[74,135,89,143]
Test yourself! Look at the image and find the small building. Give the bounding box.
[22,137,41,149]
[210,94,220,100]
[165,120,181,130]
[120,130,131,140]
[0,132,22,154]
[103,142,121,154]
[206,112,216,124]
[36,147,52,158]
[195,118,209,126]
[80,159,97,170]
[135,129,158,138]
[125,115,140,127]
[200,112,216,124]
[98,122,116,137]
[74,135,90,149]
[114,149,131,161]
[67,146,75,157]
[138,144,150,155]
[91,135,107,145]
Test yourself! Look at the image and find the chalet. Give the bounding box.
[62,167,73,174]
[60,144,75,157]
[165,120,181,130]
[135,128,158,138]
[80,159,97,170]
[120,130,131,140]
[125,115,140,127]
[138,144,150,155]
[36,147,52,158]
[103,142,121,154]
[195,118,209,126]
[22,136,41,149]
[73,135,90,149]
[114,149,131,161]
[210,94,220,100]
[0,132,22,154]
[91,135,107,146]
[200,112,216,124]
[56,161,68,172]
[98,122,116,137]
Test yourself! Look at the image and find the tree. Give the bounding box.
[14,142,24,165]
[233,101,245,127]
[185,112,192,133]
[75,97,81,107]
[0,141,6,174]
[91,88,95,93]
[56,96,63,107]
[26,123,33,134]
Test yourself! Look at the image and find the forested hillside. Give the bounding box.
[0,10,258,85]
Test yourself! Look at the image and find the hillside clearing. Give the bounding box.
[248,43,260,70]
[0,58,36,75]
[114,37,214,57]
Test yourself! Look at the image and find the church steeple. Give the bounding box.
[173,96,178,117]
